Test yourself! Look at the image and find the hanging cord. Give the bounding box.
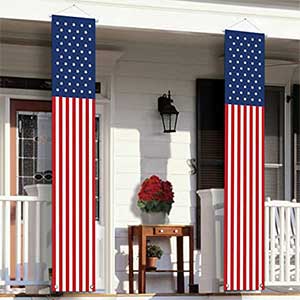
[224,17,266,36]
[50,3,99,22]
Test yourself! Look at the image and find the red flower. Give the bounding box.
[138,175,174,203]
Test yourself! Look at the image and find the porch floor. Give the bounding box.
[1,293,300,300]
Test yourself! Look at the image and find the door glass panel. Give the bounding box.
[17,112,52,195]
[17,111,101,220]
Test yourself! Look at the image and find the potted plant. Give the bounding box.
[137,175,174,224]
[146,243,163,270]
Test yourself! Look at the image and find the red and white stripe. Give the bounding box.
[52,96,96,292]
[224,104,265,291]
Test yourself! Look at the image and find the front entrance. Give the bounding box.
[9,99,105,291]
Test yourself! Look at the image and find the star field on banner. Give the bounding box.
[224,30,265,291]
[52,15,96,292]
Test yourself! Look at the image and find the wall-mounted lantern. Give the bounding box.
[158,91,179,133]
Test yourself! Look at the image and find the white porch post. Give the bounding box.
[4,97,10,291]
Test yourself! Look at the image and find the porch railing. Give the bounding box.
[265,197,300,287]
[0,195,51,288]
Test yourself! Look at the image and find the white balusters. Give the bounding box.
[16,201,22,281]
[285,206,291,282]
[0,201,3,283]
[265,199,300,287]
[0,195,50,288]
[35,201,41,281]
[265,199,270,283]
[279,206,284,282]
[296,206,300,282]
[23,199,29,282]
[4,200,10,282]
[270,205,276,283]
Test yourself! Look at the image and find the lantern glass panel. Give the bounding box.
[161,113,178,133]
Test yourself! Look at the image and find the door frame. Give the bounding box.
[9,99,52,280]
[0,93,113,292]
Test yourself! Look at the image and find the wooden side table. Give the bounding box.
[128,225,194,294]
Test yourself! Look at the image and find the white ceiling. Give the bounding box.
[182,0,300,10]
[0,18,299,61]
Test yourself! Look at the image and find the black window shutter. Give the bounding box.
[196,79,225,190]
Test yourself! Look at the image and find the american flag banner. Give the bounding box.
[52,15,96,292]
[224,30,265,291]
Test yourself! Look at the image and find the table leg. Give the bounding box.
[189,227,194,288]
[177,236,184,293]
[128,227,134,293]
[138,227,147,293]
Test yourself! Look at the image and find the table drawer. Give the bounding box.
[154,227,182,236]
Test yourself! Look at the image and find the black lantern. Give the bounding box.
[158,91,179,133]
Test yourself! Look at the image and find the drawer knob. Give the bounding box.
[159,229,164,233]
[173,229,178,233]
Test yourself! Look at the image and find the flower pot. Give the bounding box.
[141,211,169,224]
[146,257,158,270]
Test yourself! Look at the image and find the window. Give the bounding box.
[264,87,285,200]
[293,84,300,200]
[95,115,101,221]
[196,79,285,200]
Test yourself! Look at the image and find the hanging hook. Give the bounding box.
[49,3,99,23]
[223,17,267,37]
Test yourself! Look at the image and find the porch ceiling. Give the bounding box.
[182,0,300,10]
[0,18,299,62]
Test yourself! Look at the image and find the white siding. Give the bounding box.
[112,42,223,293]
[111,42,298,293]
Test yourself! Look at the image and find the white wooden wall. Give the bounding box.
[111,41,300,292]
[0,36,299,293]
[111,42,223,293]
